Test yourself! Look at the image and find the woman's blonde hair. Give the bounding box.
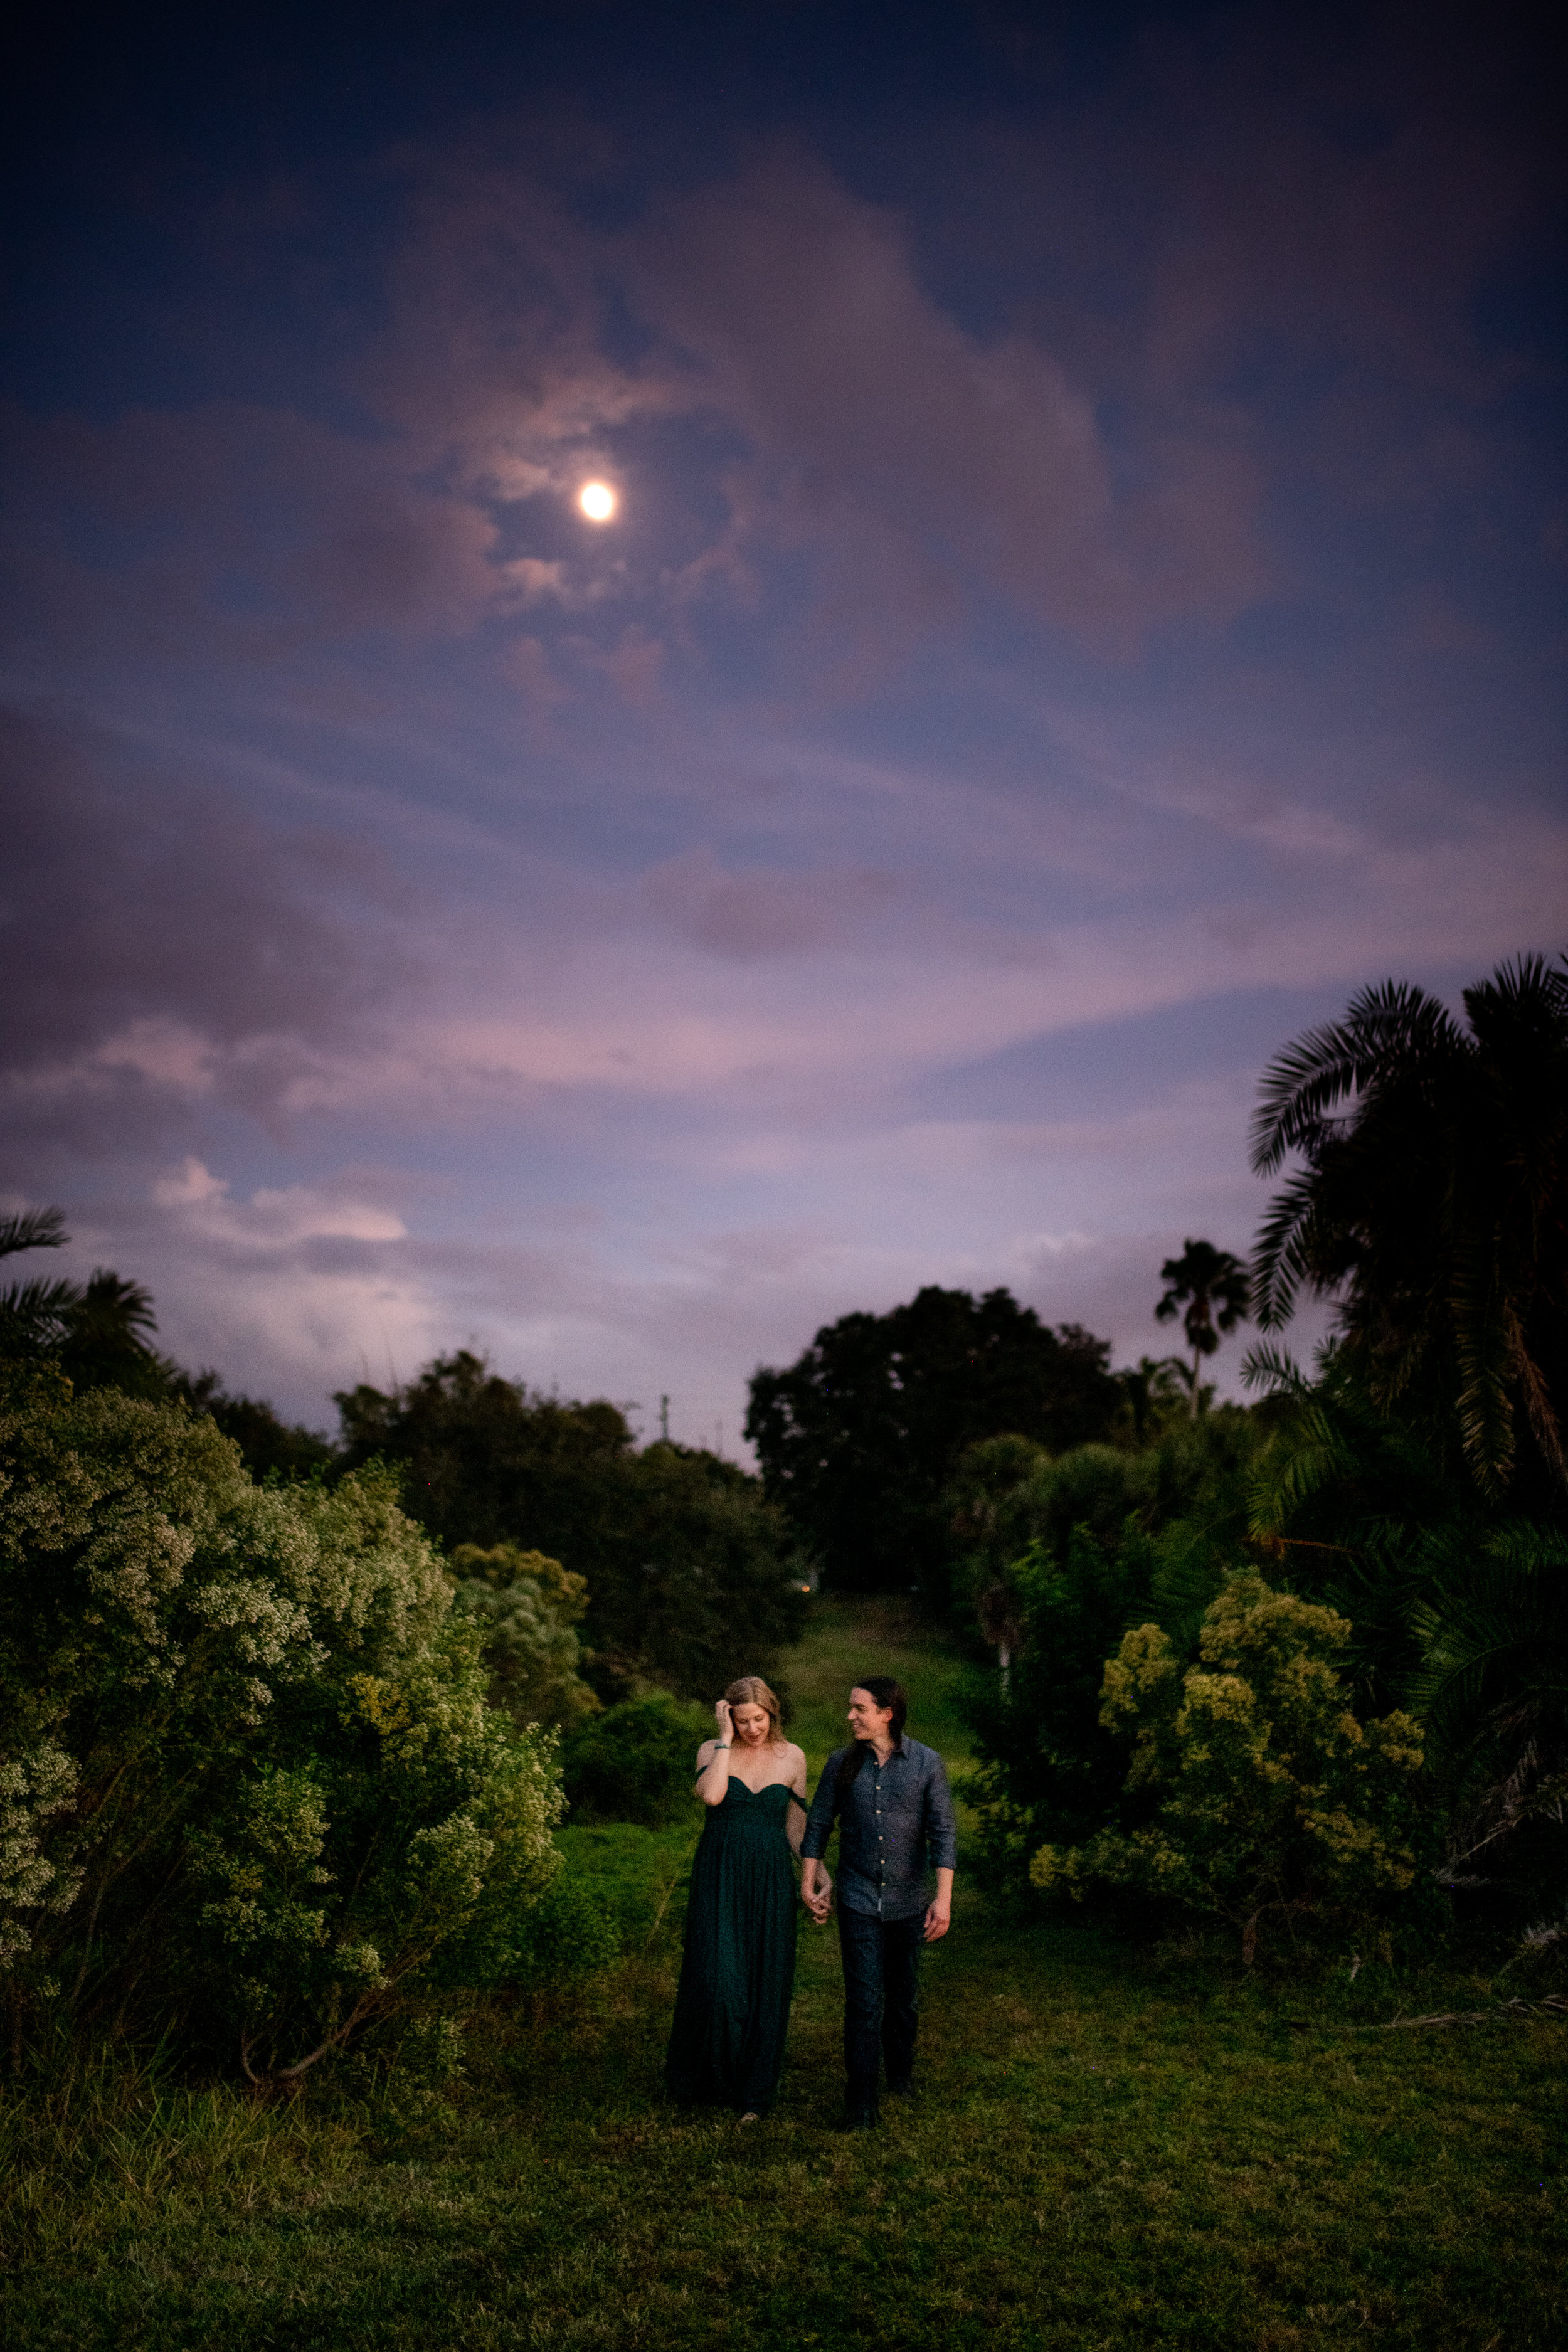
[724,1675,785,1747]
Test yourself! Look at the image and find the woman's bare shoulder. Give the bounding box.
[696,1738,719,1764]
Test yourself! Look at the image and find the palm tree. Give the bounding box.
[1249,951,1568,1503]
[0,1204,80,1357]
[1,1207,170,1397]
[1155,1241,1252,1419]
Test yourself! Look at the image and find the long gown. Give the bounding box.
[664,1778,802,2115]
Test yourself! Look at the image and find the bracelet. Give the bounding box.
[715,1741,731,1749]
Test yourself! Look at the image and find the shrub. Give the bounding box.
[1030,1574,1429,1964]
[561,1693,711,1826]
[0,1377,564,2084]
[448,1544,600,1733]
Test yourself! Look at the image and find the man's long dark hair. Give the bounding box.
[833,1676,908,1805]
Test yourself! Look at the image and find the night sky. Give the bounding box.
[4,1,1563,1443]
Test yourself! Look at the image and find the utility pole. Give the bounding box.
[659,1393,670,1443]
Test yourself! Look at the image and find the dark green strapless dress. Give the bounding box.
[665,1779,801,2115]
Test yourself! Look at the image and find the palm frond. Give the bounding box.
[0,1274,83,1350]
[1449,1246,1517,1501]
[1248,982,1463,1177]
[0,1206,68,1261]
[1239,1341,1308,1397]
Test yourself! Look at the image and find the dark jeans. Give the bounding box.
[838,1906,922,2116]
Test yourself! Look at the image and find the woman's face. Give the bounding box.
[732,1701,771,1748]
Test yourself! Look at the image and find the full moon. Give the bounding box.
[578,480,617,522]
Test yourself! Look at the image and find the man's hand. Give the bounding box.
[800,1860,832,1923]
[923,1868,955,1941]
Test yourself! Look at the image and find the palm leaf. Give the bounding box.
[0,1206,68,1261]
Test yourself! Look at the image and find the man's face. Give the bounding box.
[847,1687,895,1744]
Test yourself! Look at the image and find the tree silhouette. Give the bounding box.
[0,1208,169,1397]
[1249,951,1568,1502]
[1155,1240,1252,1419]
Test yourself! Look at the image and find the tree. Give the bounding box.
[945,1434,1049,1684]
[1155,1241,1252,1419]
[174,1371,336,1481]
[337,1354,807,1700]
[0,1209,173,1401]
[0,1376,563,2081]
[1030,1575,1428,1964]
[447,1544,600,1733]
[746,1286,1121,1593]
[1244,1339,1568,1907]
[955,1413,1268,1881]
[1249,951,1568,1503]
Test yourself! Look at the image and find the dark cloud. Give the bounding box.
[0,706,416,1152]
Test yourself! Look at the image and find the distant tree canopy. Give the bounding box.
[337,1352,635,1562]
[745,1285,1121,1593]
[337,1351,807,1699]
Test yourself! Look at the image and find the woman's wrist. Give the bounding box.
[714,1740,731,1749]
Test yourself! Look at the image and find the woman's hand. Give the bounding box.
[714,1698,734,1743]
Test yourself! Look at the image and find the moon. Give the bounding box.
[578,480,617,522]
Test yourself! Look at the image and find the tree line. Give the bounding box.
[1,948,1561,2080]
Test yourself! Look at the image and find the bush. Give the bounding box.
[1030,1573,1430,1964]
[0,1376,564,2084]
[508,1868,625,1992]
[561,1693,711,1827]
[448,1544,600,1733]
[953,1417,1271,1881]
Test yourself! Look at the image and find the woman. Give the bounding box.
[664,1674,824,2121]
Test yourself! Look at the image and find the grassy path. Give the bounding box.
[3,1601,1563,2350]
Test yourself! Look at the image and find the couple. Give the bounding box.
[664,1671,957,2129]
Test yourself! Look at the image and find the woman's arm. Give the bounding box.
[790,1749,832,1912]
[695,1699,735,1806]
[784,1747,808,1855]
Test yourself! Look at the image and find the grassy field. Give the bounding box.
[3,1599,1563,2351]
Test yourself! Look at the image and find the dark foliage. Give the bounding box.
[337,1351,634,1558]
[1,1210,174,1402]
[337,1352,808,1699]
[1245,1345,1568,1919]
[174,1371,336,1481]
[1251,950,1568,1506]
[746,1285,1120,1594]
[561,1692,711,1826]
[955,1415,1268,1880]
[1154,1239,1251,1415]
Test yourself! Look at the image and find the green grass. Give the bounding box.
[3,1600,1563,2351]
[783,1591,977,1776]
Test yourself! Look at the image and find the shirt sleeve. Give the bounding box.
[800,1755,841,1860]
[924,1753,958,1873]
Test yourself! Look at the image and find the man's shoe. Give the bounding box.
[885,2079,917,2102]
[838,2108,878,2132]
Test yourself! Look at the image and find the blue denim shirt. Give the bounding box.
[800,1735,958,1921]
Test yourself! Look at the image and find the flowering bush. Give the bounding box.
[448,1542,600,1732]
[1030,1574,1426,1963]
[0,1374,563,2082]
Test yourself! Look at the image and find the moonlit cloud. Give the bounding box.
[2,4,1560,1435]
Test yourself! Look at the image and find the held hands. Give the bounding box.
[801,1863,833,1924]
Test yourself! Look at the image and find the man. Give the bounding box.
[799,1675,957,2129]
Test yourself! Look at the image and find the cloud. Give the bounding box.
[641,846,903,959]
[151,1157,408,1248]
[0,706,418,1148]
